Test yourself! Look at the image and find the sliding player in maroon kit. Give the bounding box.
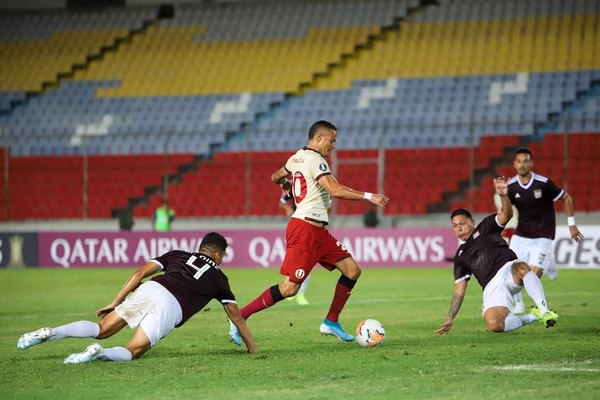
[18,232,256,363]
[435,177,559,335]
[229,120,389,344]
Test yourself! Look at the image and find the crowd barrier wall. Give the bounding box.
[1,226,598,269]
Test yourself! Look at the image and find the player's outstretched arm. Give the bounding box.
[317,175,389,207]
[223,303,257,353]
[434,280,467,336]
[493,176,513,227]
[96,262,161,319]
[560,192,584,242]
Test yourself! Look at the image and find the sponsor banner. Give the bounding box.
[37,228,459,268]
[555,225,600,269]
[0,232,38,268]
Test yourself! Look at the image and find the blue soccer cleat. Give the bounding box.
[228,319,242,346]
[319,319,354,342]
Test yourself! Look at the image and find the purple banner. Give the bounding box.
[38,228,458,268]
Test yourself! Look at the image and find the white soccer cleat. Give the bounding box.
[64,343,103,364]
[17,327,56,350]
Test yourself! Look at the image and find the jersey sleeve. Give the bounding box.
[546,179,565,201]
[215,276,237,304]
[150,250,179,271]
[453,250,471,284]
[479,214,504,235]
[307,153,332,181]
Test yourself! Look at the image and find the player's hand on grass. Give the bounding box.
[434,319,453,335]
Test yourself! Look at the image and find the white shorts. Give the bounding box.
[482,261,522,314]
[115,281,182,347]
[509,235,553,271]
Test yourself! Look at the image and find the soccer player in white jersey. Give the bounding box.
[17,232,256,363]
[229,120,389,344]
[507,148,584,313]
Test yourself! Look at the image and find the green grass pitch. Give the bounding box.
[1,267,599,399]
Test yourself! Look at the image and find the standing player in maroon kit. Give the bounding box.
[229,120,389,344]
[17,232,256,363]
[507,148,584,312]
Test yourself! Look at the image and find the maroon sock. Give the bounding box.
[241,285,283,320]
[325,276,357,322]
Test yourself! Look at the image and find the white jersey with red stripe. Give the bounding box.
[285,147,332,225]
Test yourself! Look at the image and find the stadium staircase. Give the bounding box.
[429,78,600,214]
[118,0,442,218]
[0,9,165,117]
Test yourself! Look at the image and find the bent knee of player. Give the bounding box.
[337,258,361,280]
[279,281,301,297]
[483,309,506,333]
[484,318,505,333]
[513,261,533,278]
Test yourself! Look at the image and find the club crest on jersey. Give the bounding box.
[534,189,542,199]
[319,163,327,171]
[295,269,306,279]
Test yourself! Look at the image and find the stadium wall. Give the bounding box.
[2,224,599,269]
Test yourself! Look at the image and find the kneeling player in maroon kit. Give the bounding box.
[17,232,256,363]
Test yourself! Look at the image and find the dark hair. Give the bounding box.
[308,120,337,140]
[515,147,532,159]
[450,208,472,220]
[199,232,228,253]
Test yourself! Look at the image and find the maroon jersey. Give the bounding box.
[151,250,236,327]
[507,173,564,240]
[453,214,517,289]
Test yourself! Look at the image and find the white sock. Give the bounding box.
[53,321,100,340]
[522,271,550,313]
[513,291,524,305]
[519,313,538,325]
[97,347,133,362]
[503,313,524,332]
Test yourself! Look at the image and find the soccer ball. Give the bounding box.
[355,319,385,347]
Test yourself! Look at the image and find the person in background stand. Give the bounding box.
[118,203,134,231]
[153,199,175,232]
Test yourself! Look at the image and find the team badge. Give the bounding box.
[534,189,542,199]
[319,163,327,171]
[295,269,306,279]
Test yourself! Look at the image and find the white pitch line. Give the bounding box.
[490,364,600,373]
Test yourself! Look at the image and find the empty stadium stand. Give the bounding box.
[0,0,599,220]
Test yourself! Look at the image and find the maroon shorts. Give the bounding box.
[280,217,352,283]
[502,228,515,241]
